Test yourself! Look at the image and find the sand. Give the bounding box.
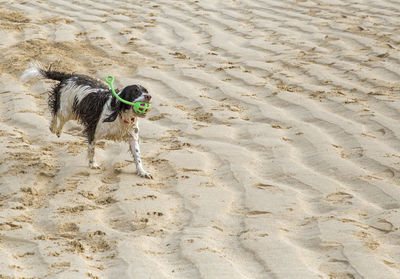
[1,0,400,278]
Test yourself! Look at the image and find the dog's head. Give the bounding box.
[104,85,152,122]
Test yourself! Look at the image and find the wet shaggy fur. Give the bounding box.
[21,64,153,179]
[47,70,109,117]
[72,89,111,143]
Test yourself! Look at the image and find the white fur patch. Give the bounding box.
[133,95,148,102]
[20,63,44,82]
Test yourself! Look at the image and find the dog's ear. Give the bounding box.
[103,110,119,122]
[103,97,121,122]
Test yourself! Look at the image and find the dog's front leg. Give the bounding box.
[88,141,100,169]
[128,127,152,179]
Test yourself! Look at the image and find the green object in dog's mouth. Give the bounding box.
[132,102,151,115]
[105,75,151,115]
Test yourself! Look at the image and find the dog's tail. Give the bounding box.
[20,62,72,83]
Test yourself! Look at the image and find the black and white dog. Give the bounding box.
[21,64,153,179]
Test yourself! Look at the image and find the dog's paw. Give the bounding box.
[89,162,100,169]
[137,170,153,179]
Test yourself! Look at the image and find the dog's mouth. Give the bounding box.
[130,94,151,117]
[131,103,151,117]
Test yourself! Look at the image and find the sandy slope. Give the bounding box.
[1,0,400,278]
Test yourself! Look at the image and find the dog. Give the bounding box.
[21,64,153,179]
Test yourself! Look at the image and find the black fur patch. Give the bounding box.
[73,90,111,143]
[44,70,73,81]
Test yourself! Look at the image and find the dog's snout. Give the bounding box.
[144,95,152,102]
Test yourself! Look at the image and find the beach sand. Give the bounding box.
[1,0,400,278]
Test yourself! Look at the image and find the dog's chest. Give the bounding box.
[96,117,137,141]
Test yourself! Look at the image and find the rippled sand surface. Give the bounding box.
[1,0,400,278]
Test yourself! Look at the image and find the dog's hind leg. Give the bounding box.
[49,115,58,134]
[55,117,67,138]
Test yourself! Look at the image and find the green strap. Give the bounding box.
[105,75,135,106]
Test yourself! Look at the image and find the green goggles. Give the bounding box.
[105,75,151,115]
